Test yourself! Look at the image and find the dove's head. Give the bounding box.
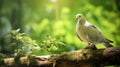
[75,13,86,24]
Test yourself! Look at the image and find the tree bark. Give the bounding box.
[1,47,120,67]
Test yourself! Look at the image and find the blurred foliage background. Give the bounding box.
[0,0,120,57]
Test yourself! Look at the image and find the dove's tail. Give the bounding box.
[103,39,113,47]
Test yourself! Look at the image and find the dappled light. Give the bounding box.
[0,0,119,57]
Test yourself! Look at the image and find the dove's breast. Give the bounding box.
[76,22,105,44]
[76,22,91,43]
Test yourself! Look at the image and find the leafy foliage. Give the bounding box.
[4,29,39,56]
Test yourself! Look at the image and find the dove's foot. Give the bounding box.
[85,43,97,50]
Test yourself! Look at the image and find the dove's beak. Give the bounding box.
[75,17,78,22]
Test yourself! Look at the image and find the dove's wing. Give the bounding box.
[85,24,104,42]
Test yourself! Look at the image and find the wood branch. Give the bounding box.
[1,47,120,67]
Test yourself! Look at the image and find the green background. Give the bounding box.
[0,0,119,56]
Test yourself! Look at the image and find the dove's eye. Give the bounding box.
[78,15,81,18]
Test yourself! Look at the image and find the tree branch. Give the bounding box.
[1,47,120,67]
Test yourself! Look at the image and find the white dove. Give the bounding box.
[75,13,113,49]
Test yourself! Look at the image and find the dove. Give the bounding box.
[75,13,113,49]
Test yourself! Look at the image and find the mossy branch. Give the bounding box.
[1,47,120,67]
